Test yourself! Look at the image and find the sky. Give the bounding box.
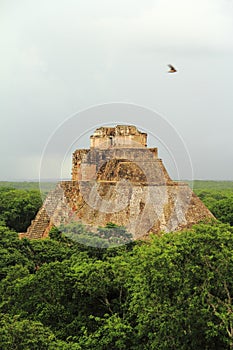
[1,0,233,180]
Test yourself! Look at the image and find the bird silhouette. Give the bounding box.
[168,64,177,73]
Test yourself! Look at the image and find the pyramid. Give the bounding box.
[25,125,214,240]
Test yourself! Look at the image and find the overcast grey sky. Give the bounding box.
[1,0,233,180]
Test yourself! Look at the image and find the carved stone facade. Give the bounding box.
[90,125,147,149]
[25,125,214,240]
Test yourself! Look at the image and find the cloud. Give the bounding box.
[0,0,233,179]
[20,46,48,73]
[93,0,233,53]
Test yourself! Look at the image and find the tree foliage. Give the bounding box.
[0,187,42,232]
[195,189,233,226]
[59,221,133,248]
[0,183,233,348]
[1,220,233,349]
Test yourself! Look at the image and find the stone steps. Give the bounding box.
[25,184,66,239]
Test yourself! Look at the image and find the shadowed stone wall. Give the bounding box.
[25,125,214,240]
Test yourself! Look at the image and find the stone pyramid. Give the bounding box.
[25,125,214,240]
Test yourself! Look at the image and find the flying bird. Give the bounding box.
[168,64,177,73]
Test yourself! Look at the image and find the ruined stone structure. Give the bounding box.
[90,125,147,149]
[25,125,214,240]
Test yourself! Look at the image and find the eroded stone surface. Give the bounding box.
[25,125,214,240]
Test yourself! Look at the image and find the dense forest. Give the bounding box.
[0,182,233,349]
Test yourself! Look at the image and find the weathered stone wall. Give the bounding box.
[90,125,147,148]
[24,124,215,240]
[25,184,72,239]
[60,181,214,238]
[72,147,159,181]
[25,180,214,240]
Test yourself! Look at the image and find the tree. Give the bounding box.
[1,213,233,348]
[0,187,42,232]
[123,223,233,349]
[195,189,233,226]
[0,313,56,350]
[0,225,33,280]
[211,198,233,226]
[59,221,132,249]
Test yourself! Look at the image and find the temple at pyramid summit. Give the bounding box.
[25,125,214,240]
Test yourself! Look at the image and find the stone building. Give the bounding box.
[25,125,214,240]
